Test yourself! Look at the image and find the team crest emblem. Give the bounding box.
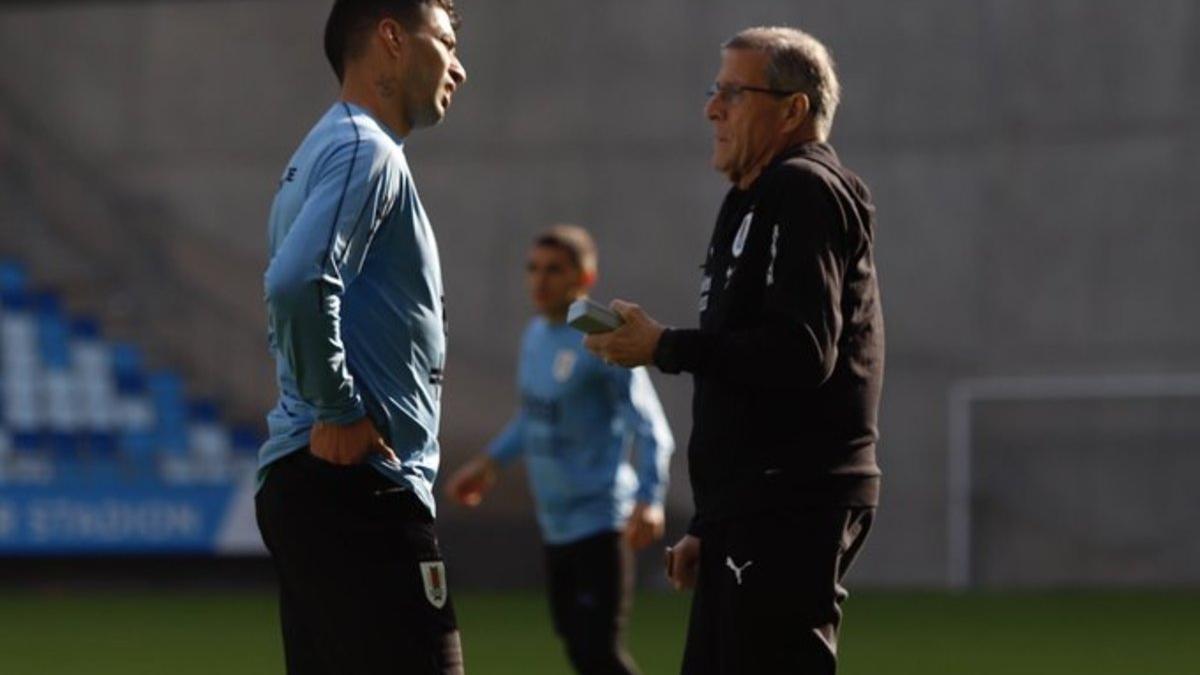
[554,349,578,381]
[732,211,754,258]
[420,561,448,609]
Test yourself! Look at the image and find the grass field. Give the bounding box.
[1,589,1197,674]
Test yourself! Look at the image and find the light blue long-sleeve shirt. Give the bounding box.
[487,317,674,544]
[259,102,446,516]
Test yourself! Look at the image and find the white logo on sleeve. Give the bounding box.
[420,561,448,609]
[766,224,780,286]
[732,211,754,258]
[553,349,578,382]
[725,556,754,585]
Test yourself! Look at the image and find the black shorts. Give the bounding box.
[681,507,874,675]
[544,530,640,675]
[256,450,463,675]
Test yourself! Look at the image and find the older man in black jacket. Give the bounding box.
[585,26,884,675]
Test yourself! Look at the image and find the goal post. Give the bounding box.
[947,373,1200,589]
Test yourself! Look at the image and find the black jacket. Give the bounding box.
[653,142,884,534]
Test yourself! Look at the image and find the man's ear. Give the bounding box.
[379,18,405,56]
[784,92,811,133]
[580,269,597,289]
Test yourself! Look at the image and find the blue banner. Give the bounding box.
[0,482,263,555]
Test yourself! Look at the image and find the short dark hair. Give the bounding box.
[534,224,598,275]
[324,0,460,82]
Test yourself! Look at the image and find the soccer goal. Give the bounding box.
[947,373,1200,589]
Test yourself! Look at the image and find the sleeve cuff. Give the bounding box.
[635,486,666,506]
[653,328,704,375]
[317,399,367,426]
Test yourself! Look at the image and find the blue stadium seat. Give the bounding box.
[83,431,119,457]
[111,342,145,393]
[0,287,31,312]
[34,291,72,369]
[157,426,190,456]
[188,398,232,466]
[119,429,160,481]
[0,260,26,294]
[1,258,259,490]
[69,316,101,340]
[149,370,189,455]
[46,431,80,460]
[188,399,220,423]
[11,430,41,453]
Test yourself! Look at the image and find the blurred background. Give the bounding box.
[1,1,1198,673]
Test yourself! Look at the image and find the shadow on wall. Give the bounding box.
[0,87,275,427]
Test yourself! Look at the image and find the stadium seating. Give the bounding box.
[0,258,260,487]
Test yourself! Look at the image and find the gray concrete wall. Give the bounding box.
[1,0,1198,586]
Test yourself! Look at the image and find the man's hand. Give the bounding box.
[444,455,499,507]
[664,533,701,591]
[309,416,397,465]
[583,300,665,368]
[625,502,665,550]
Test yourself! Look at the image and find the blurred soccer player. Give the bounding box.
[255,1,466,673]
[446,225,674,675]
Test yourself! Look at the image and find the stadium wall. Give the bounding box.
[1,0,1199,586]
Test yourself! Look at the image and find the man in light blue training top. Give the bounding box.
[255,1,467,673]
[446,225,674,675]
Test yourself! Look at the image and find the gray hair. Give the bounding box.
[723,27,841,141]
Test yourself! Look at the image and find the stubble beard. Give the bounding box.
[410,100,443,130]
[410,75,448,129]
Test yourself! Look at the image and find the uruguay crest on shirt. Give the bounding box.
[419,560,448,609]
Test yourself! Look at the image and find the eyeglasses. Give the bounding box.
[706,82,798,105]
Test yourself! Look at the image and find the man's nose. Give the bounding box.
[704,94,723,121]
[450,57,467,86]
